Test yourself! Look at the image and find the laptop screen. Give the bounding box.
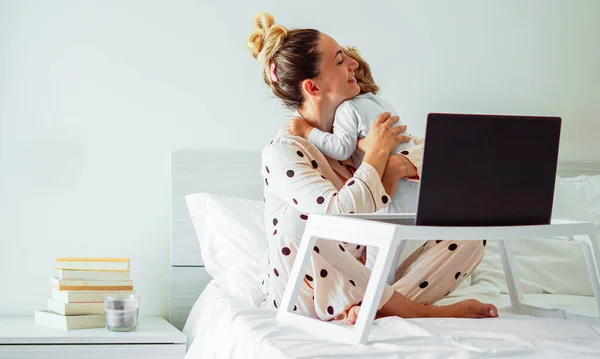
[415,113,561,226]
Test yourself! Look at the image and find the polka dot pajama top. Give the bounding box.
[259,131,398,321]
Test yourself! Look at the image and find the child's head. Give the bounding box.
[343,46,379,95]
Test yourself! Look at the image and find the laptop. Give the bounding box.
[415,113,561,227]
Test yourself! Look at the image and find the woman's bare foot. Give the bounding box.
[342,305,361,325]
[342,305,384,325]
[437,299,498,318]
[343,299,498,325]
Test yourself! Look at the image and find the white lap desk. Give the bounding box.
[277,213,600,345]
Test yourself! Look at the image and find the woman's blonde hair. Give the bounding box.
[246,13,322,110]
[343,46,379,95]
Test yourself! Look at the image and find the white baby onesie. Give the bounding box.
[307,93,422,215]
[308,93,415,166]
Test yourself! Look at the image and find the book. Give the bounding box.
[47,298,104,315]
[35,310,106,330]
[52,289,135,303]
[58,269,130,281]
[55,258,130,271]
[51,277,134,291]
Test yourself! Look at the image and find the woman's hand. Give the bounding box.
[360,112,412,179]
[387,154,418,180]
[285,117,314,139]
[380,153,418,201]
[357,112,411,154]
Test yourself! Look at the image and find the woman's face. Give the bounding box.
[313,34,360,107]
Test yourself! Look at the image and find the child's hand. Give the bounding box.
[285,117,314,139]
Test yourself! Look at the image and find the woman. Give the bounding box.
[247,13,497,323]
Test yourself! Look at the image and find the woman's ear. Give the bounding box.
[301,79,320,97]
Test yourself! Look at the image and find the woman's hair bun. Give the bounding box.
[247,13,288,66]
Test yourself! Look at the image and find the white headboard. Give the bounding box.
[168,149,600,329]
[169,150,263,330]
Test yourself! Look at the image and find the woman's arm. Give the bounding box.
[268,113,408,215]
[356,114,413,194]
[268,140,388,214]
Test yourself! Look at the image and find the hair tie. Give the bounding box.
[270,62,278,82]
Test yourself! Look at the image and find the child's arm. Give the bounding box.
[285,103,360,161]
[307,103,360,161]
[285,117,314,139]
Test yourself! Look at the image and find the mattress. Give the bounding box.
[183,280,600,359]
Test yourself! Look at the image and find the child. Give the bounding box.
[286,46,424,214]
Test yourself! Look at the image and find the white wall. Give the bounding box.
[1,0,598,317]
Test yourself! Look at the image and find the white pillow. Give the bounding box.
[471,175,600,296]
[553,175,600,228]
[185,193,267,306]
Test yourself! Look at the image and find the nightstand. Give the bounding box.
[0,316,186,359]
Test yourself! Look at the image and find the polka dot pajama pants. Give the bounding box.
[390,239,487,305]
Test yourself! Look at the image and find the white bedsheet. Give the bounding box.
[183,280,600,359]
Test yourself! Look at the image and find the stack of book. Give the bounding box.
[35,257,134,330]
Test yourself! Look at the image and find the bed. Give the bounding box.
[169,150,600,358]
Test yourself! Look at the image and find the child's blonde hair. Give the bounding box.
[344,46,379,95]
